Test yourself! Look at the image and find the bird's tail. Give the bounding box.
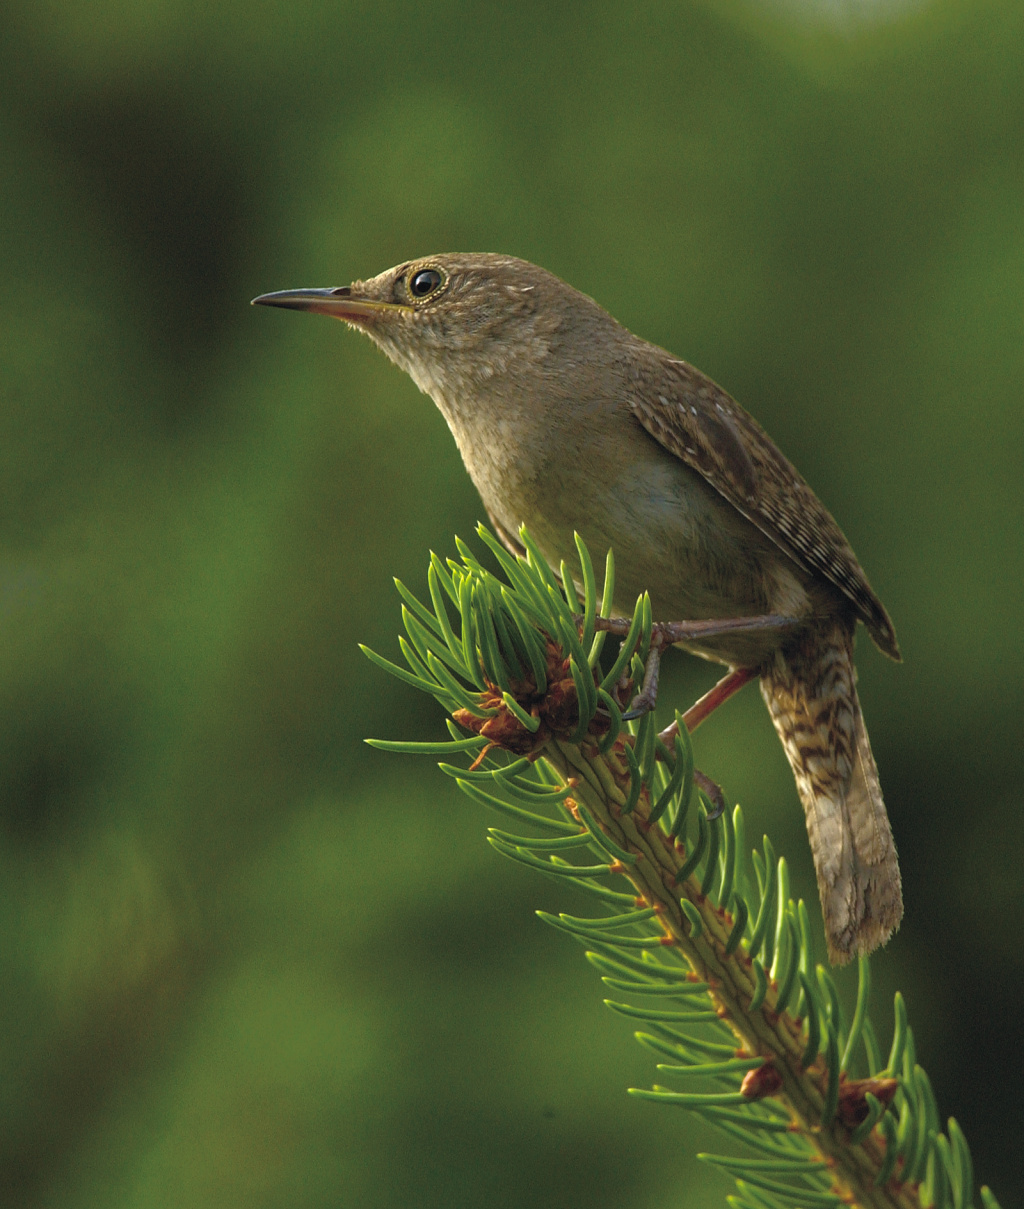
[759,621,903,965]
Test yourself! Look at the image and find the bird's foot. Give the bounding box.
[622,638,665,721]
[618,627,768,724]
[596,610,785,732]
[604,624,758,823]
[693,770,727,821]
[592,611,795,723]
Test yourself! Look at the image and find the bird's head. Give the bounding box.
[252,253,616,403]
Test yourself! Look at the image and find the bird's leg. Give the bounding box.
[597,613,791,721]
[590,612,799,643]
[653,667,757,821]
[657,666,757,744]
[619,642,729,820]
[588,613,789,819]
[621,634,666,721]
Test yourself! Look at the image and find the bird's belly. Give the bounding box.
[476,440,811,669]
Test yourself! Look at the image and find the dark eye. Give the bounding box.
[409,268,443,298]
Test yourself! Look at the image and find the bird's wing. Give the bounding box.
[628,354,900,659]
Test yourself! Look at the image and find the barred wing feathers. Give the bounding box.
[627,355,899,660]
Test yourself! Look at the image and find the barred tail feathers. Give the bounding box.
[760,623,902,965]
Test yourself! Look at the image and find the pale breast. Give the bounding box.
[452,398,815,668]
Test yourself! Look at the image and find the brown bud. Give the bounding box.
[740,1061,784,1100]
[836,1076,899,1129]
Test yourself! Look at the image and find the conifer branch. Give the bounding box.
[364,527,1001,1209]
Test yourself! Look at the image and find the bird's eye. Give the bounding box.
[409,268,443,299]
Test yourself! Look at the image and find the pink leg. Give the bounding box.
[658,666,756,744]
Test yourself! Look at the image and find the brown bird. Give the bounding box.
[253,254,902,964]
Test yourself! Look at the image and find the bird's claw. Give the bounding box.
[694,770,726,820]
[622,639,664,721]
[598,613,789,726]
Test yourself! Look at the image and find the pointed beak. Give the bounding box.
[250,287,411,322]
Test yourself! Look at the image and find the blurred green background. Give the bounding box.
[0,0,1021,1205]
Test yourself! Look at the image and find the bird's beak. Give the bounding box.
[250,287,411,322]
